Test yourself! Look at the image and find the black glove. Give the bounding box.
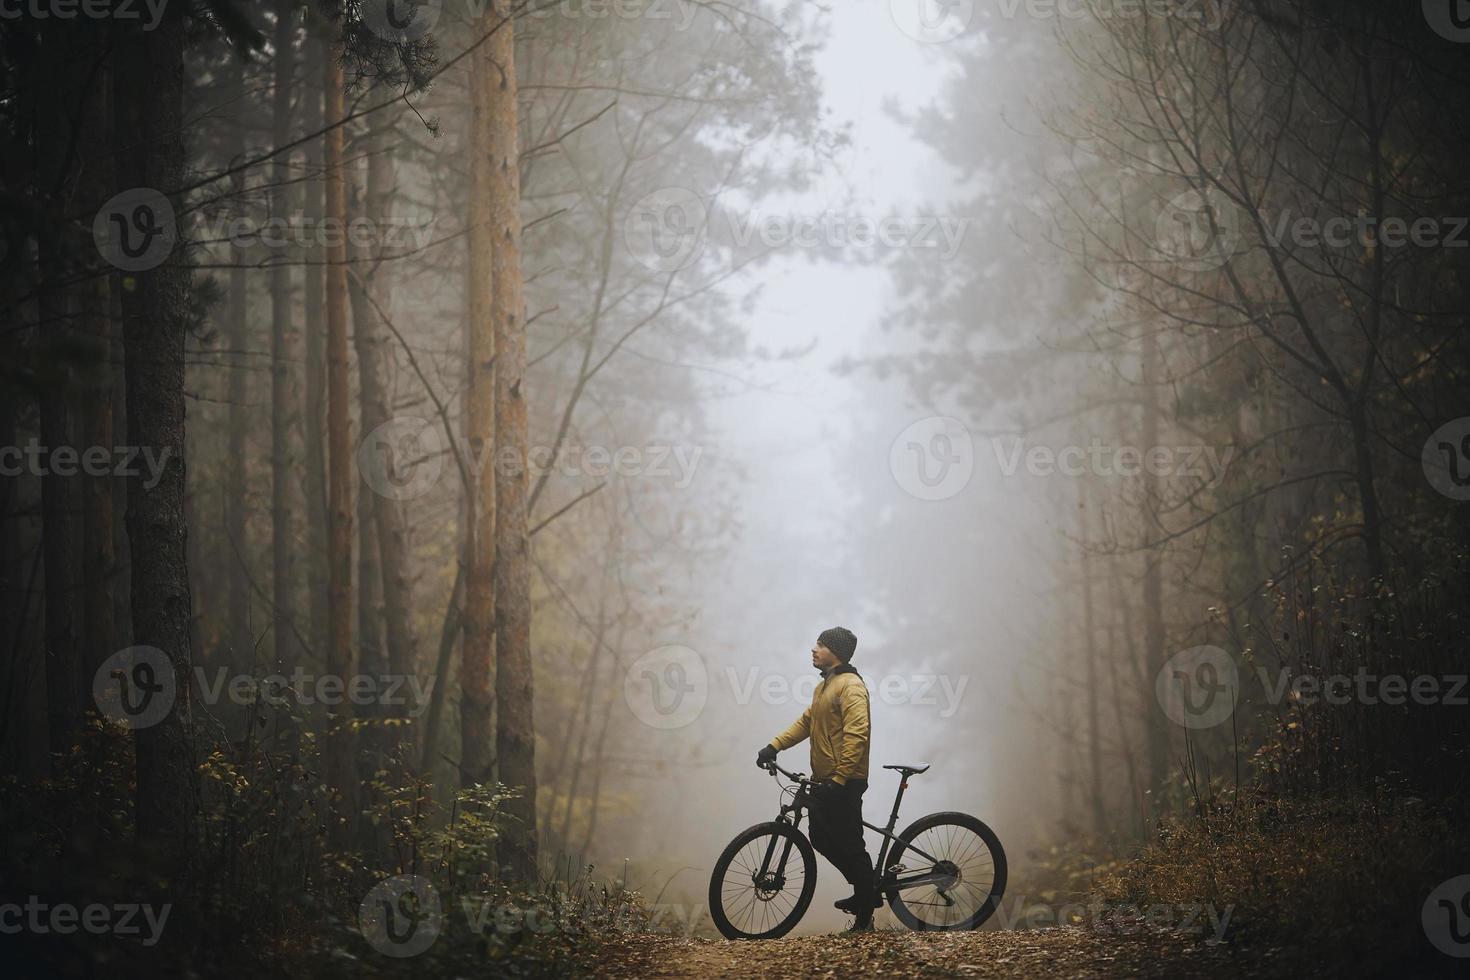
[756,744,778,768]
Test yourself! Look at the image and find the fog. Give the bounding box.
[4,0,1467,971]
[610,3,1056,932]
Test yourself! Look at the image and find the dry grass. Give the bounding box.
[1093,794,1468,976]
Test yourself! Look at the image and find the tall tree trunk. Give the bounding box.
[116,9,196,862]
[72,28,124,848]
[356,450,383,737]
[1348,400,1385,583]
[322,36,354,796]
[225,56,251,663]
[79,66,117,708]
[460,10,498,793]
[488,0,537,881]
[349,118,386,792]
[1140,333,1168,812]
[110,284,132,650]
[1108,560,1144,840]
[37,21,80,758]
[578,626,627,858]
[0,347,28,771]
[419,563,462,775]
[546,552,612,849]
[270,0,300,673]
[301,32,329,661]
[37,279,78,759]
[352,98,419,728]
[1077,480,1106,837]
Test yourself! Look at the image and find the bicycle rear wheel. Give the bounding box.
[885,810,1007,931]
[708,821,816,939]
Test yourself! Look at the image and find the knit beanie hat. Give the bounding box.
[818,627,857,662]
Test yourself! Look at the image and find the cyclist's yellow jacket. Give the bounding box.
[769,663,870,784]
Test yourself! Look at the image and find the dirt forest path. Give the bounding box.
[589,928,1295,979]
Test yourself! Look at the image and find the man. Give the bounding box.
[756,626,879,931]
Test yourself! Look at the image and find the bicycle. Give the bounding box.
[708,760,1008,939]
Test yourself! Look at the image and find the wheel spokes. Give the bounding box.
[892,824,999,927]
[718,832,807,935]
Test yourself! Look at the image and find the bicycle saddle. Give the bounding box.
[883,763,930,776]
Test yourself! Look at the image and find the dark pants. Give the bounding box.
[808,779,875,899]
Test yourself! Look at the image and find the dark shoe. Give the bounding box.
[834,891,882,914]
[843,912,875,933]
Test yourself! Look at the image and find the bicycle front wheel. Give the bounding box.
[708,821,816,939]
[885,810,1007,931]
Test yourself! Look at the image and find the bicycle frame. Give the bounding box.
[758,762,951,897]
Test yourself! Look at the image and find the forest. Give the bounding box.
[0,0,1467,977]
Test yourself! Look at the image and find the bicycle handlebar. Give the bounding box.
[760,760,812,784]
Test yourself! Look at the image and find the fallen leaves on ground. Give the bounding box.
[584,927,1293,979]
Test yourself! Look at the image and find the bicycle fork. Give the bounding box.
[757,803,804,890]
